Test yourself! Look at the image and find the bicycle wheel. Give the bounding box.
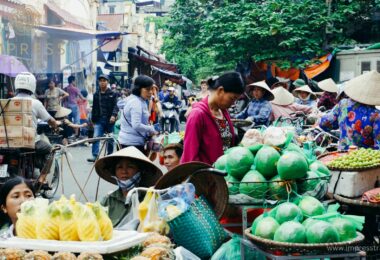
[42,159,59,199]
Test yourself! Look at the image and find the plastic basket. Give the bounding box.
[167,196,228,259]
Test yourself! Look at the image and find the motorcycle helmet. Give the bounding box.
[15,72,36,94]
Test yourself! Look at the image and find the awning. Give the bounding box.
[97,14,123,31]
[101,38,122,52]
[129,52,178,72]
[45,2,86,29]
[36,25,124,40]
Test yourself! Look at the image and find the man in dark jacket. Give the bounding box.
[87,75,118,162]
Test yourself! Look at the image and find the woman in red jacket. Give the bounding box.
[181,72,245,165]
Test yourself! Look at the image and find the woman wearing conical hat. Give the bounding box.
[317,78,338,110]
[269,87,313,122]
[235,81,274,126]
[293,85,317,107]
[319,71,380,150]
[95,147,163,227]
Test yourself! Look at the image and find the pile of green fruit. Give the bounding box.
[251,198,364,244]
[328,148,380,170]
[214,143,331,201]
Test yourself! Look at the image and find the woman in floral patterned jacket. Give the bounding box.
[319,71,380,150]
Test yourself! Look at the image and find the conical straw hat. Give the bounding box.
[293,85,317,100]
[95,146,163,187]
[54,107,71,118]
[271,87,294,106]
[344,70,380,106]
[318,78,338,93]
[247,81,275,101]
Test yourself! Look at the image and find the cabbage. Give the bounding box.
[254,146,280,179]
[226,147,254,180]
[239,170,267,199]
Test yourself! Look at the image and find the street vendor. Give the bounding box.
[235,81,274,126]
[181,72,245,164]
[0,177,35,238]
[319,70,380,150]
[317,78,338,110]
[95,146,163,228]
[293,85,317,107]
[269,86,313,122]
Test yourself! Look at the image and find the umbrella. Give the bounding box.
[0,54,29,77]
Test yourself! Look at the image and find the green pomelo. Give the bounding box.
[251,215,264,234]
[298,196,325,217]
[306,221,340,243]
[214,154,228,171]
[298,171,321,194]
[255,217,280,240]
[275,202,303,224]
[239,170,267,199]
[302,218,319,229]
[226,147,254,180]
[225,175,240,195]
[254,146,281,179]
[309,161,330,176]
[329,218,357,242]
[274,221,306,243]
[284,143,304,155]
[277,152,308,180]
[269,175,297,201]
[248,144,264,155]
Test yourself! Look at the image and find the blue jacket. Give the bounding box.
[236,98,272,126]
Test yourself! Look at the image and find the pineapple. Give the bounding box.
[88,202,113,241]
[74,203,101,241]
[36,202,61,240]
[16,198,48,239]
[59,203,79,241]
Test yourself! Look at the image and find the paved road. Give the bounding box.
[54,143,167,203]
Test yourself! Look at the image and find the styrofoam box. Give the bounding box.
[0,99,32,113]
[0,113,33,127]
[0,126,35,148]
[0,230,148,254]
[328,168,380,198]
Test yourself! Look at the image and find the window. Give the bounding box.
[361,61,371,74]
[109,5,115,14]
[377,61,380,73]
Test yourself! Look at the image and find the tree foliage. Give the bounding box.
[161,0,380,83]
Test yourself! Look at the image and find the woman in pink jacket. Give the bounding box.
[181,72,245,165]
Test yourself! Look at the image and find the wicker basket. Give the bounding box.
[318,151,380,172]
[244,228,365,254]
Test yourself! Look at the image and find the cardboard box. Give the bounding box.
[0,113,33,127]
[0,99,32,113]
[0,126,35,149]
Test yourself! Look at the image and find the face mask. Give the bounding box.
[112,172,141,192]
[299,94,311,101]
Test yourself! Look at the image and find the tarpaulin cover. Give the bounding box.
[0,54,29,77]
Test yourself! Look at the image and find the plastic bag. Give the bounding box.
[115,190,140,230]
[138,190,170,235]
[158,183,196,221]
[211,236,264,260]
[263,126,287,147]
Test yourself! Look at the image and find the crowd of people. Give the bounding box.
[1,69,380,237]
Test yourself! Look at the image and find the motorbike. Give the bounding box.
[161,102,180,133]
[0,123,61,198]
